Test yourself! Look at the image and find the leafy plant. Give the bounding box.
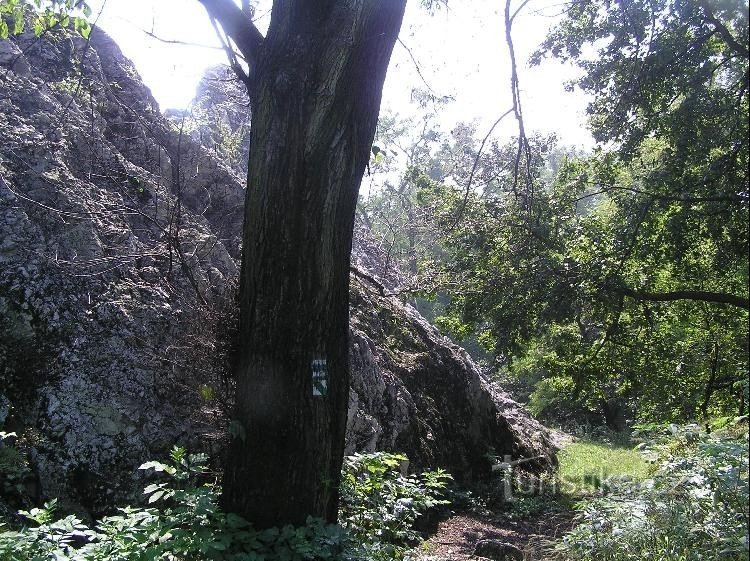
[557,422,749,561]
[339,453,452,560]
[0,0,92,39]
[0,449,451,560]
[0,432,31,505]
[0,447,354,560]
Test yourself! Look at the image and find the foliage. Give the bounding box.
[533,0,748,184]
[0,0,91,39]
[409,0,749,426]
[557,422,749,561]
[0,449,451,561]
[527,376,578,420]
[0,432,32,510]
[527,0,748,423]
[339,453,452,561]
[358,110,445,282]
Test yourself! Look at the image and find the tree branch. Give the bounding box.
[698,1,750,58]
[198,0,264,68]
[617,286,750,310]
[209,16,250,84]
[350,265,388,297]
[397,37,439,99]
[447,108,514,232]
[573,183,747,205]
[504,0,534,207]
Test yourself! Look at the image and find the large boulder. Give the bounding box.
[348,224,554,479]
[0,25,554,517]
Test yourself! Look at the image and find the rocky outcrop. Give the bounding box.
[347,275,554,480]
[0,25,553,517]
[1,25,243,516]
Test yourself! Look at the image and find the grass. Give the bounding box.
[557,439,651,494]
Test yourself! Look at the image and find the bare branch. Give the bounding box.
[504,0,534,206]
[209,17,250,84]
[134,25,224,50]
[397,37,439,98]
[447,108,514,231]
[198,0,264,69]
[510,0,533,24]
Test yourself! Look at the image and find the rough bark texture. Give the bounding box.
[222,1,407,525]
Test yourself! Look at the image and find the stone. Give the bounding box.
[473,540,524,561]
[0,40,30,75]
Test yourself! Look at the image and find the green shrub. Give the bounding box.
[340,453,452,560]
[0,449,451,561]
[558,422,749,561]
[528,376,578,419]
[0,432,31,503]
[0,447,356,561]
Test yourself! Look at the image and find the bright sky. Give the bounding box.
[89,0,594,149]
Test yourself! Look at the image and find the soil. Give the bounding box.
[414,507,576,560]
[413,429,579,560]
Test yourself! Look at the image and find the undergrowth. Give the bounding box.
[557,420,749,561]
[0,449,451,561]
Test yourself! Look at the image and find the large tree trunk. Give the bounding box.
[220,2,406,527]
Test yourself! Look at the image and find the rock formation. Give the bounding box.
[0,24,554,518]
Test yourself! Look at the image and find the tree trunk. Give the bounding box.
[221,1,406,527]
[700,339,720,419]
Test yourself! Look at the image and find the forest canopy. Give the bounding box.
[360,0,749,427]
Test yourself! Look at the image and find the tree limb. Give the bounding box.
[350,265,388,297]
[209,17,250,84]
[574,183,747,205]
[447,108,514,232]
[616,286,750,310]
[504,0,534,207]
[698,1,749,58]
[198,0,264,68]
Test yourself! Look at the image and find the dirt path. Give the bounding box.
[414,508,575,560]
[414,430,578,560]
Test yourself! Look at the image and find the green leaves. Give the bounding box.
[18,499,58,525]
[560,423,749,561]
[0,0,24,39]
[339,452,452,559]
[0,0,92,38]
[1,448,447,560]
[417,0,748,426]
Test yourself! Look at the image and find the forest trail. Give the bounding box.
[416,509,575,560]
[416,430,578,560]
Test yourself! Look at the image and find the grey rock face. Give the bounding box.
[346,272,555,480]
[1,26,241,514]
[0,27,554,516]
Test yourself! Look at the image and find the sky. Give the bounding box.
[88,0,594,149]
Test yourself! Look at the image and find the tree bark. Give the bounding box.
[220,1,406,527]
[700,339,720,419]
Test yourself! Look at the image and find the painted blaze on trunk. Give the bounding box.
[220,1,407,527]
